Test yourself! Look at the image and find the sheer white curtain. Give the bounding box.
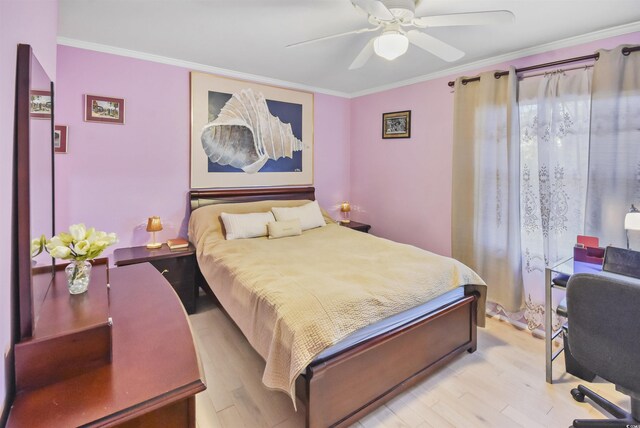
[518,68,592,328]
[452,68,523,312]
[586,46,640,246]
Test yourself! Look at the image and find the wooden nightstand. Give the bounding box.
[339,220,371,233]
[113,243,202,314]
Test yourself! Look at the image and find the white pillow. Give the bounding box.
[271,200,326,231]
[220,211,275,240]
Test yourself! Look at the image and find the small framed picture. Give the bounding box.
[84,94,125,124]
[382,110,411,139]
[30,90,52,119]
[54,125,68,154]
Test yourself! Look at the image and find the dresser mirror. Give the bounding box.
[14,43,55,340]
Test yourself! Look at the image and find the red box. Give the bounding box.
[574,235,604,265]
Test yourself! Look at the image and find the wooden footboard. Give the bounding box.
[200,269,478,428]
[299,293,478,428]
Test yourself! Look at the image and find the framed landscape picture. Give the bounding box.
[84,94,125,124]
[190,72,314,189]
[54,125,68,154]
[30,90,52,119]
[382,110,411,139]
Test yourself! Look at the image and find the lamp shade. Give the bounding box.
[625,212,640,231]
[146,216,163,232]
[373,31,409,61]
[340,202,351,213]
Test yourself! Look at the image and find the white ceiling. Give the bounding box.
[58,0,640,96]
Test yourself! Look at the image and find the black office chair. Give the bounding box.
[566,271,640,427]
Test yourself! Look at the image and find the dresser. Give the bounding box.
[7,263,206,427]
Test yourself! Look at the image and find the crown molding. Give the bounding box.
[59,20,640,99]
[56,37,352,99]
[348,21,640,98]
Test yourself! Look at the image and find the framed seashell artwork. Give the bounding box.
[190,72,314,188]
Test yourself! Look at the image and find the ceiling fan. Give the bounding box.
[287,0,515,69]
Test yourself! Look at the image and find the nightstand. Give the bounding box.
[339,220,371,233]
[113,243,202,314]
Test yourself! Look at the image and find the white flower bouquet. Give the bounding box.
[46,224,117,260]
[32,224,118,294]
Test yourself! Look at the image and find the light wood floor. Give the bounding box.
[190,295,627,428]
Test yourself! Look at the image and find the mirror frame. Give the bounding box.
[14,43,55,340]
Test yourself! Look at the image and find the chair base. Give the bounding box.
[571,385,640,427]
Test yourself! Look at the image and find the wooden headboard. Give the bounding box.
[189,187,316,211]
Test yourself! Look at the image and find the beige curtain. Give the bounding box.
[452,67,524,312]
[585,46,640,246]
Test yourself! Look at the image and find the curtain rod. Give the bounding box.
[447,45,640,88]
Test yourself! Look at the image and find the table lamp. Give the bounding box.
[340,201,351,224]
[146,216,163,249]
[625,204,640,249]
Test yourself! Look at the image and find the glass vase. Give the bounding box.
[65,260,91,295]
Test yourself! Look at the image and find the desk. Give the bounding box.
[545,257,602,383]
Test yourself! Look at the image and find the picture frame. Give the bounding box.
[190,72,314,189]
[84,94,125,124]
[382,110,411,139]
[54,125,68,154]
[30,90,52,119]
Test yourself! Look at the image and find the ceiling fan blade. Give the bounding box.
[286,26,379,48]
[413,10,515,27]
[352,0,394,21]
[349,39,375,70]
[407,30,464,62]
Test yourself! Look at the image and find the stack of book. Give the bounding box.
[167,238,189,251]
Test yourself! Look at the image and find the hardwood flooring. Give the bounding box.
[190,296,627,428]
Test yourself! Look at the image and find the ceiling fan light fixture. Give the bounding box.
[373,31,409,60]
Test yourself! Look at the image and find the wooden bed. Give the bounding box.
[189,186,479,428]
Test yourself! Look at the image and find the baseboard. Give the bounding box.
[486,310,545,339]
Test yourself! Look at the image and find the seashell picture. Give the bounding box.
[191,72,313,189]
[202,88,303,174]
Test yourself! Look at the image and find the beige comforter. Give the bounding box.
[189,200,486,401]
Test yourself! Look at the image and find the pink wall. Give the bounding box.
[350,31,640,257]
[55,45,351,257]
[314,93,351,213]
[0,0,58,420]
[351,79,454,256]
[55,47,192,251]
